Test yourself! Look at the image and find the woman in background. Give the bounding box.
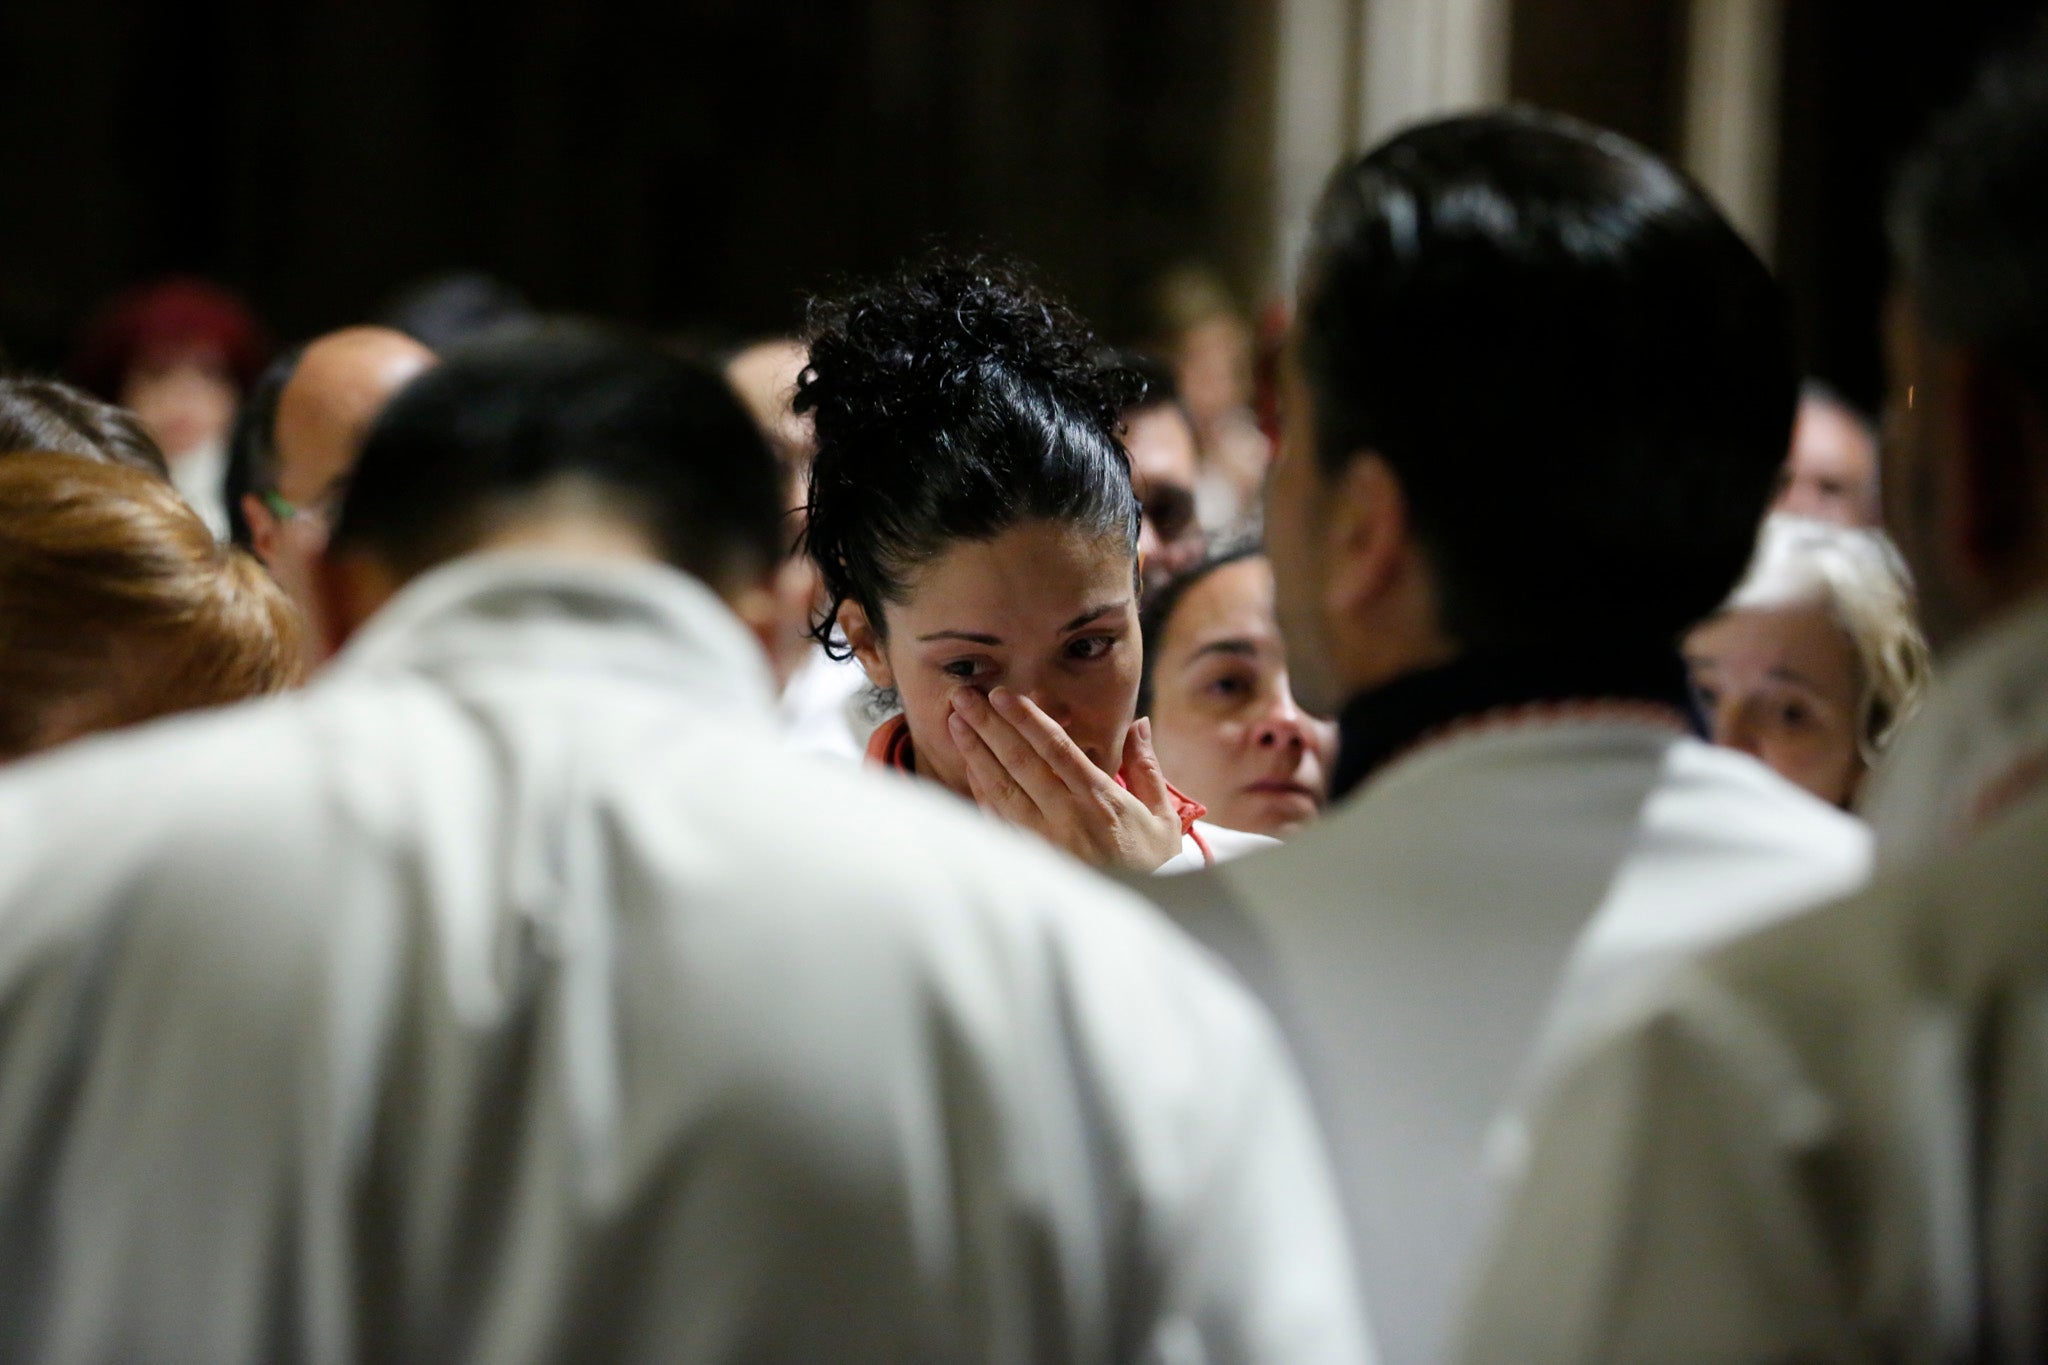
[799,258,1268,872]
[1686,512,1930,808]
[0,451,302,760]
[1140,544,1337,838]
[72,277,270,537]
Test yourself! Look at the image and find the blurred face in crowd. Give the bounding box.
[1124,401,1204,597]
[1774,394,1881,527]
[1686,601,1866,807]
[248,328,436,661]
[1148,557,1336,837]
[1175,315,1254,428]
[120,346,238,462]
[844,519,1141,799]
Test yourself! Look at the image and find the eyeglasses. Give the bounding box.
[259,485,344,527]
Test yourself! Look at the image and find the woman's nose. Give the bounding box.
[1252,699,1308,753]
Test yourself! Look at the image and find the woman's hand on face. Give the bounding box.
[947,687,1184,873]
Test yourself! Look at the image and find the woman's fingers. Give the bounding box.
[949,710,1043,826]
[951,689,1077,812]
[985,688,1111,796]
[1121,717,1176,818]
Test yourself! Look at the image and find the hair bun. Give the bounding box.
[796,256,1140,443]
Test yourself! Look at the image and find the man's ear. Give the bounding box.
[243,493,281,569]
[1321,453,1414,624]
[727,557,818,692]
[838,600,895,691]
[312,549,403,657]
[1954,350,2048,600]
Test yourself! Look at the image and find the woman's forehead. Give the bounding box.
[893,522,1134,632]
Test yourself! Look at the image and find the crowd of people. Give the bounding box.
[0,25,2044,1363]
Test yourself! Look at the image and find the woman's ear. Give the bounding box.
[839,600,896,690]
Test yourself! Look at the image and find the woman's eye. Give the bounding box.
[1207,674,1252,699]
[1066,635,1116,662]
[1778,702,1812,728]
[941,659,986,680]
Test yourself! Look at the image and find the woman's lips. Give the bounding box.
[1242,778,1319,802]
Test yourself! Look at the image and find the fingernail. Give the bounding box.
[989,687,1016,712]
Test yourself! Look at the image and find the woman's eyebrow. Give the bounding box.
[917,629,1003,645]
[1061,602,1128,633]
[1187,638,1260,665]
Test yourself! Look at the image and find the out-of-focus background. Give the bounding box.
[0,0,2038,406]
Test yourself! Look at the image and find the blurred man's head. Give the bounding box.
[1273,109,1796,713]
[240,327,436,656]
[1775,383,1881,527]
[1117,353,1205,599]
[321,330,788,661]
[1884,34,2048,652]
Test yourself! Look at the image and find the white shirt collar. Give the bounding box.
[327,552,776,719]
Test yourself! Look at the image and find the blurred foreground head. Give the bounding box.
[1275,108,1796,713]
[0,376,169,479]
[1885,29,2048,650]
[0,452,301,760]
[321,329,788,655]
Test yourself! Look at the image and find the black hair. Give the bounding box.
[0,376,169,479]
[331,328,785,591]
[377,271,539,353]
[797,257,1144,654]
[222,344,306,548]
[1296,107,1796,650]
[1138,539,1264,713]
[1890,25,2048,417]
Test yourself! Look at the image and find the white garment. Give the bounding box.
[0,554,1368,1363]
[776,641,878,760]
[1457,605,2048,1363]
[1150,717,1871,1364]
[168,437,230,540]
[1862,594,2048,867]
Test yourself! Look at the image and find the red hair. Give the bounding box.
[71,276,271,399]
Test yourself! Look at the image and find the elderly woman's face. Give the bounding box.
[1685,601,1866,807]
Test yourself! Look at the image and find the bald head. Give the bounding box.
[274,327,438,509]
[245,326,436,669]
[723,338,813,470]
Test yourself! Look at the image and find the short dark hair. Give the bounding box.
[1297,108,1796,649]
[222,345,306,548]
[0,376,170,478]
[1139,539,1263,713]
[1890,27,2048,417]
[797,256,1143,654]
[331,329,785,592]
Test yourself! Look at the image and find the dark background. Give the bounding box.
[0,0,2042,408]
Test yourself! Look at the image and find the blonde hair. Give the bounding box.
[1724,512,1931,762]
[0,450,304,758]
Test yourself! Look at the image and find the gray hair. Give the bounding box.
[1724,513,1932,762]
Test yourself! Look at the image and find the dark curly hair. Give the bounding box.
[797,257,1144,656]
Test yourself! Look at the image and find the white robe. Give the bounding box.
[1457,601,2048,1362]
[1150,714,1871,1363]
[0,554,1368,1364]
